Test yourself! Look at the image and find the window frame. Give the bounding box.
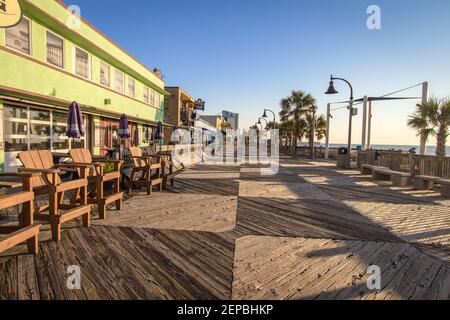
[45,29,65,69]
[127,77,135,98]
[143,86,149,104]
[73,46,91,80]
[100,60,111,88]
[5,16,32,56]
[114,69,125,94]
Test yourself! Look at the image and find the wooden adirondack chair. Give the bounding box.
[127,147,163,195]
[0,172,41,255]
[142,147,176,189]
[69,149,123,219]
[18,150,91,241]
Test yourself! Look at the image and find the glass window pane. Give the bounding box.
[52,111,67,124]
[4,121,27,135]
[5,138,28,152]
[5,18,30,54]
[150,89,155,106]
[100,61,110,87]
[155,93,160,108]
[128,78,135,97]
[30,137,51,150]
[30,109,50,121]
[53,139,70,150]
[4,106,27,119]
[75,47,90,78]
[115,70,124,93]
[46,31,64,68]
[143,87,149,103]
[30,124,50,136]
[72,139,85,149]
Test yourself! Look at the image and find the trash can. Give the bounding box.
[337,147,350,168]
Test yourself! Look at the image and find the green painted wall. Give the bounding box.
[0,0,166,122]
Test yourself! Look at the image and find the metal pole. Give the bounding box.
[325,103,331,159]
[347,100,353,168]
[311,106,316,160]
[367,100,372,150]
[420,81,429,155]
[362,96,368,150]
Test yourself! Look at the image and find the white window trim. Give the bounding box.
[114,69,125,94]
[45,29,65,70]
[73,46,91,80]
[128,77,135,98]
[4,16,32,57]
[100,60,111,88]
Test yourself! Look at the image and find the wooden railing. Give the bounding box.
[358,150,450,178]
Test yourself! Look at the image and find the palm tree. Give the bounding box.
[407,97,450,156]
[279,90,316,146]
[304,110,327,144]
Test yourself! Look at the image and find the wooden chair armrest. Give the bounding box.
[55,163,95,169]
[19,168,60,174]
[96,160,123,164]
[0,172,42,178]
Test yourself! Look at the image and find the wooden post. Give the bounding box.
[362,96,368,151]
[325,103,331,159]
[420,81,429,155]
[367,100,372,150]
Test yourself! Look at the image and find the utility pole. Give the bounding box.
[325,103,331,159]
[420,81,429,155]
[362,96,368,150]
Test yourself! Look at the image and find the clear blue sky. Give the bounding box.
[72,0,450,145]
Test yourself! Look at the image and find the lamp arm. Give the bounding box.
[331,77,354,101]
[264,109,277,125]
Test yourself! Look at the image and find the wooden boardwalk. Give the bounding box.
[1,157,449,300]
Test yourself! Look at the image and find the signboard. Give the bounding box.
[194,99,206,111]
[0,0,22,28]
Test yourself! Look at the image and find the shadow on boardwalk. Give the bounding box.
[0,156,449,300]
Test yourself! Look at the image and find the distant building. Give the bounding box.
[221,110,239,129]
[199,115,231,132]
[164,87,205,143]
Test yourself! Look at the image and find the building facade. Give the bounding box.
[221,110,239,129]
[164,87,205,143]
[0,0,167,171]
[199,115,231,132]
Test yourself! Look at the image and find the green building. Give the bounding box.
[0,0,167,171]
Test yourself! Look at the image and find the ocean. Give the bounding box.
[303,144,449,156]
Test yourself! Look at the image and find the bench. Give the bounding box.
[412,175,440,190]
[372,167,411,187]
[360,164,385,175]
[413,176,450,196]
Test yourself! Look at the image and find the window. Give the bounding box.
[142,125,155,142]
[115,69,124,93]
[100,61,110,87]
[128,77,135,98]
[5,17,30,55]
[143,87,149,104]
[75,47,90,79]
[155,92,161,108]
[3,106,87,154]
[46,31,64,68]
[150,89,155,106]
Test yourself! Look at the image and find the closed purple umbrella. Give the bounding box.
[118,114,130,138]
[154,121,163,141]
[66,101,85,138]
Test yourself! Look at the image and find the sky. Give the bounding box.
[70,0,450,146]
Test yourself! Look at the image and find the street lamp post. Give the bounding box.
[325,75,354,168]
[262,109,276,129]
[258,117,268,130]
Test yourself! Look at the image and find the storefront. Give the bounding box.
[3,102,88,171]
